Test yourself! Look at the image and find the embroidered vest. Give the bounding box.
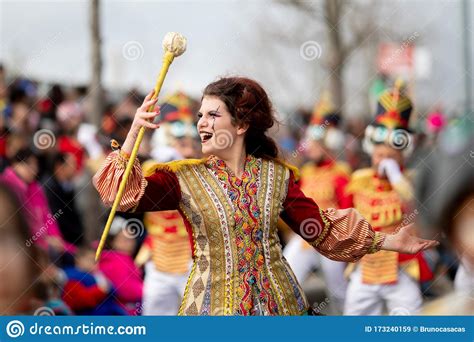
[167,156,308,315]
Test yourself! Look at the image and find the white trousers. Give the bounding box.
[344,266,422,315]
[284,235,347,313]
[142,261,190,315]
[454,260,474,293]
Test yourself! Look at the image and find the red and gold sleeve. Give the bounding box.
[280,172,385,262]
[93,151,181,213]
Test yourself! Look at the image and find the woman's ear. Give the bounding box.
[237,123,249,136]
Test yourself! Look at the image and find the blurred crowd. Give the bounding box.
[0,62,472,316]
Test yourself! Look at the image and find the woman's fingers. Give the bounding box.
[140,90,157,109]
[426,240,440,249]
[141,97,158,111]
[137,118,159,130]
[418,237,439,247]
[415,239,439,252]
[133,90,161,130]
[413,241,428,254]
[138,107,160,119]
[143,90,155,102]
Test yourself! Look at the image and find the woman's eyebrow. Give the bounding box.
[208,106,221,115]
[197,106,221,116]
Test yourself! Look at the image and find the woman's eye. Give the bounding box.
[197,112,219,118]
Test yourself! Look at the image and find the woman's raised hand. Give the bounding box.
[131,90,161,131]
[121,90,161,156]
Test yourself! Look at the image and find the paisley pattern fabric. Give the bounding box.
[206,156,278,314]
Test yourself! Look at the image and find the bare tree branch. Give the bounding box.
[275,0,325,21]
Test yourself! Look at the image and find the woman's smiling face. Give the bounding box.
[197,96,239,156]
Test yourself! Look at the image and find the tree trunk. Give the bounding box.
[328,67,344,113]
[324,0,345,113]
[89,0,103,128]
[84,0,104,245]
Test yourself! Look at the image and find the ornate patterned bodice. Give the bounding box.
[175,155,308,315]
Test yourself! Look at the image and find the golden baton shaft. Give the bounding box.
[95,51,175,261]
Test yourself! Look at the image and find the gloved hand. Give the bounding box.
[378,158,403,184]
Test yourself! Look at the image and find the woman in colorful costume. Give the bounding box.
[94,77,438,316]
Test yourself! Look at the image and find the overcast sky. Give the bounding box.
[0,0,472,117]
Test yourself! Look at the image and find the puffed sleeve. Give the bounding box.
[280,172,385,262]
[93,151,181,213]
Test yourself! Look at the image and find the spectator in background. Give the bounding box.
[418,124,474,315]
[38,84,64,121]
[33,256,73,316]
[114,89,142,121]
[0,64,7,114]
[0,182,42,315]
[421,167,474,315]
[56,100,86,173]
[62,247,127,315]
[8,98,33,134]
[99,217,143,315]
[43,152,84,246]
[5,81,40,135]
[111,117,134,151]
[0,147,72,257]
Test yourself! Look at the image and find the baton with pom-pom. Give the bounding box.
[95,32,187,261]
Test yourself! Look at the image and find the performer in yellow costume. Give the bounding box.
[284,92,351,313]
[344,81,434,315]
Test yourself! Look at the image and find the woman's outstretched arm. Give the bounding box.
[280,172,438,262]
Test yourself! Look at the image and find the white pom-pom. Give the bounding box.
[162,32,187,57]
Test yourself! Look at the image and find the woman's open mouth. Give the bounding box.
[200,131,213,143]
